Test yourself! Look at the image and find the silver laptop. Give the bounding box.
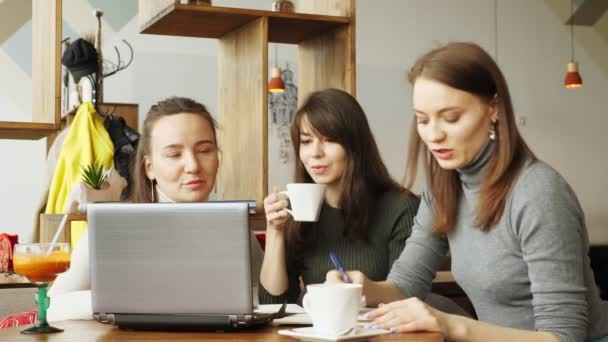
[87,202,272,331]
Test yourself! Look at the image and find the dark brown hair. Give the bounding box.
[290,88,407,249]
[404,42,534,234]
[128,97,218,203]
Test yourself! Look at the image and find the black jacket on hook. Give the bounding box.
[104,115,139,200]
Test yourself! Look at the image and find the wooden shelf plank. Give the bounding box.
[0,122,58,140]
[299,25,356,103]
[32,0,61,125]
[67,213,87,221]
[140,3,350,44]
[296,0,355,99]
[216,17,268,212]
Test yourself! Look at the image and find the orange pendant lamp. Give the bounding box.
[269,67,285,93]
[268,45,285,93]
[564,0,582,88]
[565,62,582,88]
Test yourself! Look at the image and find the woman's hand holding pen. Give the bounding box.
[264,187,290,233]
[326,269,369,286]
[326,270,407,308]
[325,269,370,307]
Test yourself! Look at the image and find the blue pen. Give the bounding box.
[329,252,351,283]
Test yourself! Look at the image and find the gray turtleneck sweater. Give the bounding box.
[387,141,608,342]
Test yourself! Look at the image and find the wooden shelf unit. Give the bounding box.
[0,122,58,140]
[0,0,62,141]
[139,1,350,44]
[139,0,356,215]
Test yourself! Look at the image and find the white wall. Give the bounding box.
[0,0,606,244]
[354,0,608,243]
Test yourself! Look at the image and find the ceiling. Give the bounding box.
[566,0,608,26]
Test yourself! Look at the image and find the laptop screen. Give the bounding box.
[88,202,254,316]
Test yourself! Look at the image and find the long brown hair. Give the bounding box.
[128,97,218,203]
[404,42,534,234]
[290,89,406,248]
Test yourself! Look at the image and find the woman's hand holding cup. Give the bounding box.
[264,187,291,233]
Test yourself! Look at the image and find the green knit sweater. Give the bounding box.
[259,190,420,304]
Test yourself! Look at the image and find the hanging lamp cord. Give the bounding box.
[494,0,498,62]
[275,44,279,68]
[570,0,575,61]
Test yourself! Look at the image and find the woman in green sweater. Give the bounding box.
[259,88,420,304]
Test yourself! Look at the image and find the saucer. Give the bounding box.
[278,326,390,341]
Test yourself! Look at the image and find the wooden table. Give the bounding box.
[0,273,460,340]
[0,273,34,289]
[0,320,444,341]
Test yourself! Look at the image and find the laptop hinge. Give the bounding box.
[231,314,253,328]
[93,313,115,324]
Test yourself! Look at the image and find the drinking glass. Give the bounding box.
[12,243,71,334]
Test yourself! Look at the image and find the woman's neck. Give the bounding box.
[155,186,175,203]
[324,183,342,208]
[155,185,210,203]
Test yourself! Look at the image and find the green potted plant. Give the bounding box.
[65,162,127,213]
[80,161,109,190]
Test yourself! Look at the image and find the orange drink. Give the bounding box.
[13,243,71,334]
[13,250,70,283]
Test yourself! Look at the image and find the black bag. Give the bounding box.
[104,115,139,199]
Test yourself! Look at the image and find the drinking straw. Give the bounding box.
[46,214,68,256]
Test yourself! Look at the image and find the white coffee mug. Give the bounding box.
[303,283,362,336]
[281,183,325,222]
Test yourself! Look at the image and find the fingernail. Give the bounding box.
[389,327,398,333]
[361,312,370,320]
[363,323,373,329]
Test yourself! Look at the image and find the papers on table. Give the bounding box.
[255,304,374,325]
[255,304,306,315]
[278,326,390,341]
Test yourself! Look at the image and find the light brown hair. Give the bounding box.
[404,42,534,234]
[128,97,218,203]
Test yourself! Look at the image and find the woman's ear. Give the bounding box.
[144,156,154,180]
[489,96,500,123]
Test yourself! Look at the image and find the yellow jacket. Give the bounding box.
[45,102,114,248]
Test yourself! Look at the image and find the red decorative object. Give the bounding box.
[0,311,38,329]
[0,233,18,272]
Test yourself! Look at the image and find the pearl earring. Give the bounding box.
[489,123,497,140]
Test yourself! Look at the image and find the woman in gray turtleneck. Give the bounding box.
[327,43,608,342]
